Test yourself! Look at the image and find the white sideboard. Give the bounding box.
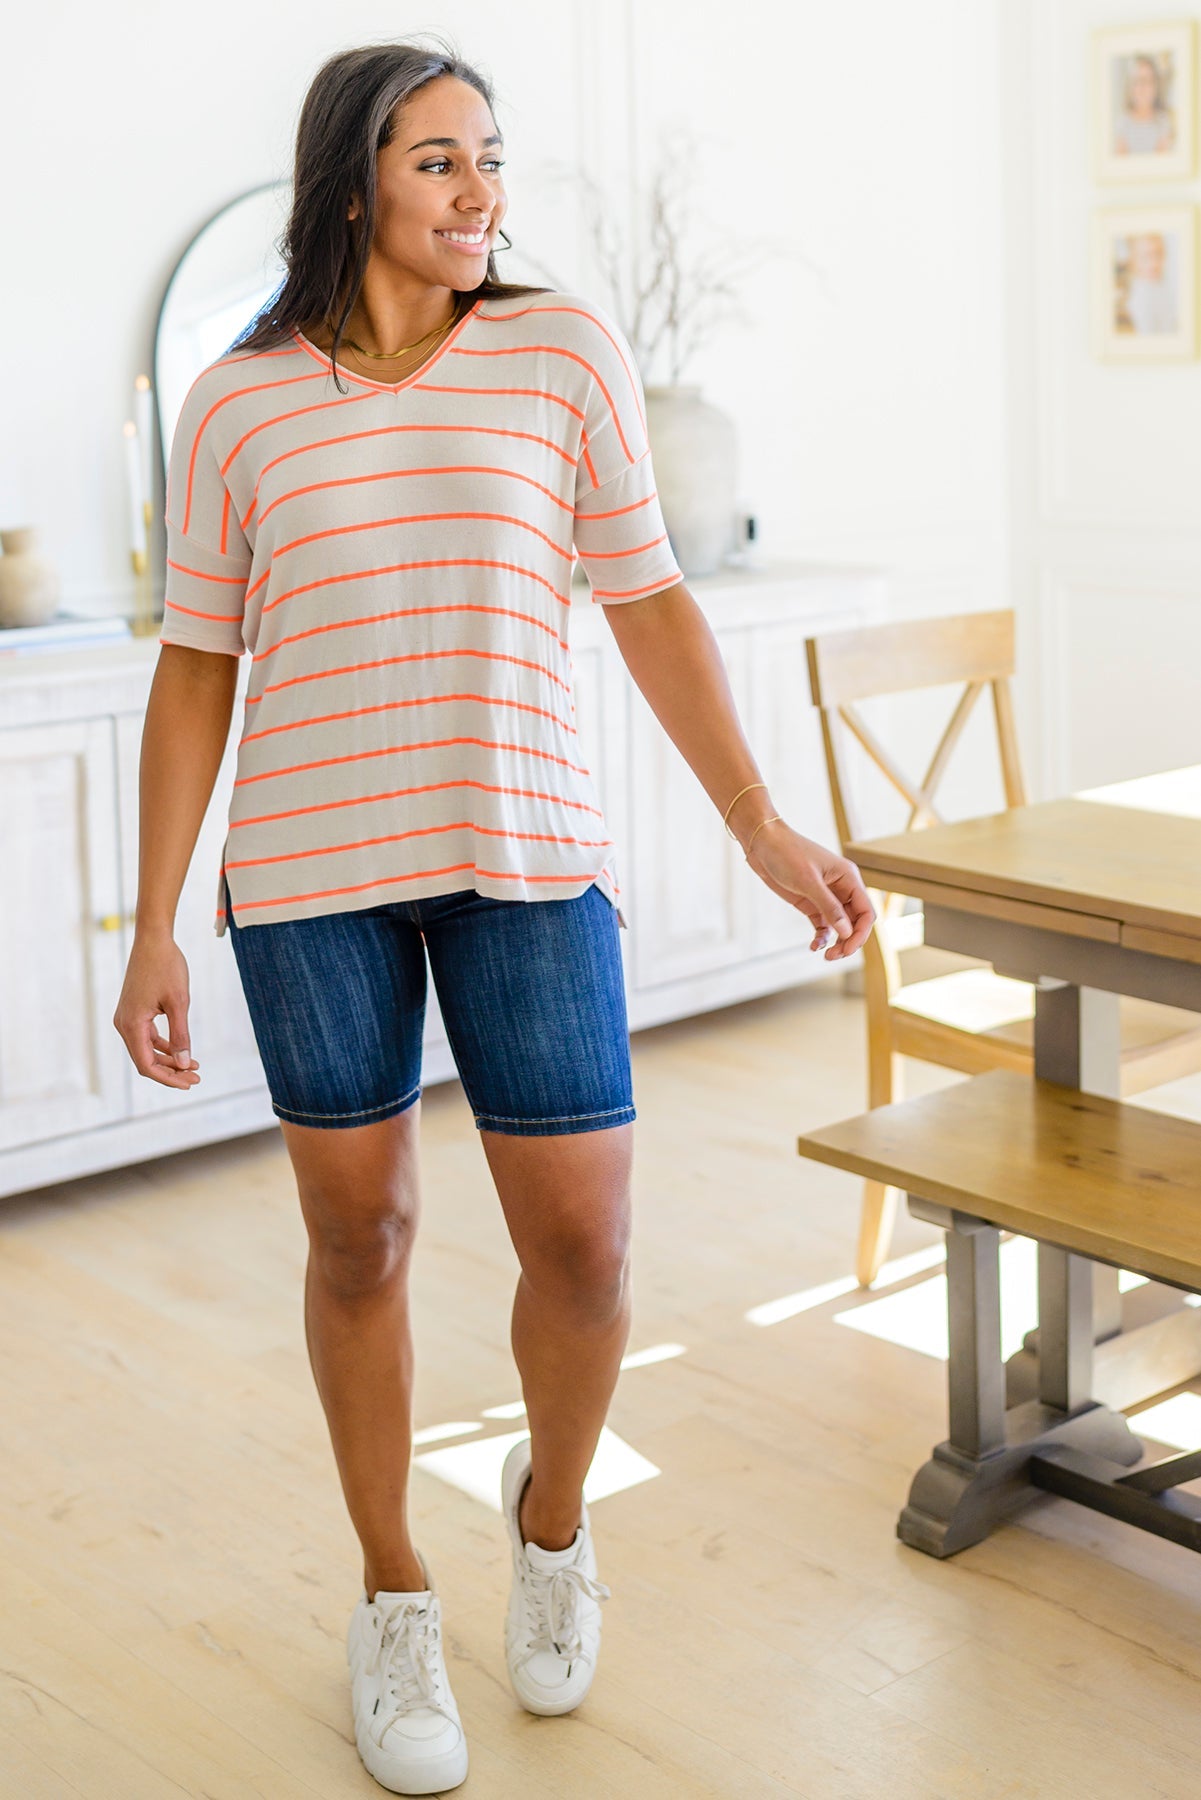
[0,560,886,1198]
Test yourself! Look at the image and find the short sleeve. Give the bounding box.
[159,370,252,656]
[571,306,684,604]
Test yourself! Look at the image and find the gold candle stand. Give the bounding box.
[130,496,158,638]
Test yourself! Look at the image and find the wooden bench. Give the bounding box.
[796,1069,1201,1558]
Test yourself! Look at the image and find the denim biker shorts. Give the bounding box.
[223,874,636,1136]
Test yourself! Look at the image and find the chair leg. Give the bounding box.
[856,1182,899,1287]
[856,1050,902,1286]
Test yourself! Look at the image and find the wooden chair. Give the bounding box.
[804,608,1201,1287]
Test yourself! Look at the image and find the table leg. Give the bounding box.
[897,1195,1141,1559]
[1008,984,1123,1407]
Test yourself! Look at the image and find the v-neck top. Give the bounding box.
[158,289,684,936]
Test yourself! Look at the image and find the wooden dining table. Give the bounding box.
[845,764,1201,1427]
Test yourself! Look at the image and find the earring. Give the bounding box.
[495,226,512,252]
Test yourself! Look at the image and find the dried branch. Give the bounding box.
[523,133,818,383]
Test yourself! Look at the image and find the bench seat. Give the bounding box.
[797,1068,1201,1557]
[796,1068,1201,1292]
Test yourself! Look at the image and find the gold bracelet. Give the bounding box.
[722,781,768,838]
[744,814,783,861]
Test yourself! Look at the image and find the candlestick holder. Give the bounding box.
[129,497,158,638]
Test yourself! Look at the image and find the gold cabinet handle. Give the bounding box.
[97,913,139,931]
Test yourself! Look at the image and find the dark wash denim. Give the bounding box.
[223,875,635,1135]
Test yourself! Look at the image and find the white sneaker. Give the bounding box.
[346,1551,469,1794]
[501,1436,612,1715]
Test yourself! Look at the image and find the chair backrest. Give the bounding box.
[805,608,1026,855]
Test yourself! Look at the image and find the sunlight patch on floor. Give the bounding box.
[411,1345,680,1502]
[413,1424,661,1512]
[412,1421,484,1446]
[832,1237,1148,1362]
[1128,1391,1201,1452]
[619,1341,687,1369]
[746,1241,948,1326]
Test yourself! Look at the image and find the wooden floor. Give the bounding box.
[4,973,1201,1798]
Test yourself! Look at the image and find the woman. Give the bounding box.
[1114,52,1175,157]
[114,38,874,1798]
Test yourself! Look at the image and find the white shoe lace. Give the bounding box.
[518,1561,611,1668]
[365,1598,457,1742]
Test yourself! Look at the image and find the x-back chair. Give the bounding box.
[804,608,1201,1286]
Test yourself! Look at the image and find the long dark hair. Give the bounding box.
[228,37,551,394]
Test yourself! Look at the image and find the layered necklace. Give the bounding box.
[338,306,460,365]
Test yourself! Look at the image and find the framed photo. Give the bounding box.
[1094,21,1197,182]
[1094,205,1198,360]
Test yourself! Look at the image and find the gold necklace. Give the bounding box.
[340,309,458,362]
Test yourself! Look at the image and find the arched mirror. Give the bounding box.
[154,181,291,479]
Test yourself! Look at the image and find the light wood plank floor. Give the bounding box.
[4,973,1201,1798]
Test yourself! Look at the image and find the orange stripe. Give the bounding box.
[233,735,591,789]
[591,573,683,600]
[239,690,577,748]
[273,509,572,565]
[412,382,586,422]
[251,601,567,663]
[244,646,573,705]
[566,533,669,561]
[478,300,648,434]
[452,343,637,465]
[258,557,571,617]
[222,861,609,919]
[226,817,613,872]
[162,601,241,630]
[220,389,380,496]
[242,422,576,531]
[219,344,301,363]
[254,462,573,532]
[165,560,246,587]
[575,488,659,522]
[178,368,334,535]
[229,777,605,831]
[163,599,242,626]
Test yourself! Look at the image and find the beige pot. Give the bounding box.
[0,526,61,628]
[643,386,738,577]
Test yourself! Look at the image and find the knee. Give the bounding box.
[527,1224,631,1326]
[308,1207,417,1298]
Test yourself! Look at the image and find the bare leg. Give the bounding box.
[281,1107,427,1599]
[481,1124,634,1551]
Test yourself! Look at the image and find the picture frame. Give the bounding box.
[1094,20,1197,182]
[1093,204,1198,360]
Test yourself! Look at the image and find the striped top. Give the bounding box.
[159,290,683,937]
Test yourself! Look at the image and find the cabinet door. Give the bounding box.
[0,719,128,1151]
[116,712,267,1111]
[627,627,753,988]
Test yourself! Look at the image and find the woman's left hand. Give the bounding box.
[744,821,876,960]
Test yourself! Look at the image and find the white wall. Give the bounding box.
[3,1,1009,698]
[1001,0,1201,798]
[629,2,1008,618]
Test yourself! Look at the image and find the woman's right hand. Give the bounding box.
[112,932,201,1089]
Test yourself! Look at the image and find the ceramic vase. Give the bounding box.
[643,385,738,578]
[0,526,61,628]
